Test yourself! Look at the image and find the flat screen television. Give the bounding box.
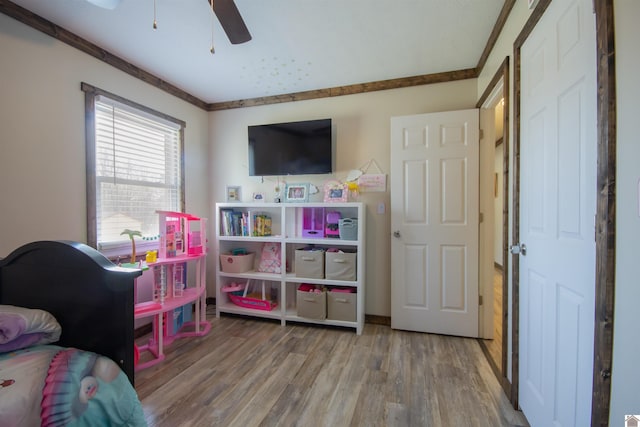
[248,118,333,176]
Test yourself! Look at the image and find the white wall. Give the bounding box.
[209,81,478,316]
[610,0,640,424]
[0,14,210,258]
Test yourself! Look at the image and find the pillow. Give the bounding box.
[0,305,61,353]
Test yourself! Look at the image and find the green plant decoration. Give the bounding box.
[120,229,142,264]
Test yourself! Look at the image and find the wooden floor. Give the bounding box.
[135,307,528,427]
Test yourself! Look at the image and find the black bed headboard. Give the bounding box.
[0,240,142,384]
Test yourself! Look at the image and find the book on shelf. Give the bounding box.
[250,211,271,237]
[220,209,243,236]
[220,209,272,237]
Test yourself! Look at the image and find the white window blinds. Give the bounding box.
[94,95,182,249]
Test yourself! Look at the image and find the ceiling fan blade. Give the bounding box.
[209,0,252,44]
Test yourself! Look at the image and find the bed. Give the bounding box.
[0,240,147,426]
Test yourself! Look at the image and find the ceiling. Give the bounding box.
[5,0,505,105]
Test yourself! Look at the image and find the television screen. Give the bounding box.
[248,118,333,176]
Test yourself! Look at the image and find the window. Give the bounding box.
[83,83,185,256]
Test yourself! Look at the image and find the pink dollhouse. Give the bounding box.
[157,210,206,258]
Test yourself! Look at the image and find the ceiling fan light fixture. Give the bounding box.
[152,0,158,30]
[210,0,215,54]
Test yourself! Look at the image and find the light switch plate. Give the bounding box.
[377,202,385,214]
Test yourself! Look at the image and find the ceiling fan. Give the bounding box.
[85,0,251,44]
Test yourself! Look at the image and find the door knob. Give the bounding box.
[510,243,527,256]
[393,230,401,238]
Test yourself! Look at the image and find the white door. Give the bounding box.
[390,109,479,337]
[518,0,597,425]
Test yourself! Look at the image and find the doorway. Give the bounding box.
[477,57,510,396]
[509,0,617,423]
[473,2,615,421]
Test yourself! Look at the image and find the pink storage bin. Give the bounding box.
[330,287,355,293]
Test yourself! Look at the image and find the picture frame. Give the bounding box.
[226,185,241,202]
[284,183,309,202]
[252,192,265,202]
[323,180,348,202]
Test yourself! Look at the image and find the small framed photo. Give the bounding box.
[284,183,309,203]
[226,185,241,202]
[324,180,348,202]
[252,192,265,202]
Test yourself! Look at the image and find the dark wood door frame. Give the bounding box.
[510,1,616,425]
[476,56,511,399]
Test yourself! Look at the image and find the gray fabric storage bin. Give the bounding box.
[294,248,325,279]
[297,290,327,319]
[325,251,357,281]
[327,291,356,322]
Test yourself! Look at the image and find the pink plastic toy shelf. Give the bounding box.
[222,281,277,311]
[133,210,210,371]
[134,291,212,371]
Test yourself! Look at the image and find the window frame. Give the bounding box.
[82,82,186,255]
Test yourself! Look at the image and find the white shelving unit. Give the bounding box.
[215,202,365,334]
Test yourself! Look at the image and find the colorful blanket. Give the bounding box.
[0,345,146,426]
[0,306,146,426]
